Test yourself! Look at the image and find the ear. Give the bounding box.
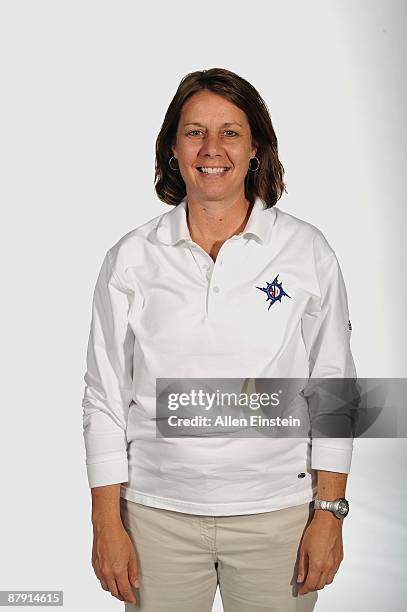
[251,141,258,158]
[171,144,177,157]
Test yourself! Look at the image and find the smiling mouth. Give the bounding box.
[196,167,231,174]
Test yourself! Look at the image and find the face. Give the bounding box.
[171,90,257,203]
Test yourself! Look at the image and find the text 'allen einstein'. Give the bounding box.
[167,415,302,428]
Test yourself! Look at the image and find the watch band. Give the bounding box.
[314,497,349,519]
[314,499,335,511]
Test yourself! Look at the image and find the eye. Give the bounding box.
[186,129,238,137]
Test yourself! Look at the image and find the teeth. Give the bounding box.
[199,167,228,174]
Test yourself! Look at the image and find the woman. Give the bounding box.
[82,68,356,611]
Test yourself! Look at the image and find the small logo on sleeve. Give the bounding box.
[256,274,291,310]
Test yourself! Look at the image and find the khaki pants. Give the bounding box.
[120,497,318,612]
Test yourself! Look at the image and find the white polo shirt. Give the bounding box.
[82,196,356,515]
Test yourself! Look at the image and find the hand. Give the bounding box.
[296,513,344,595]
[92,519,139,604]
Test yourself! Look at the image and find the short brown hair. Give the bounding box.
[154,67,287,208]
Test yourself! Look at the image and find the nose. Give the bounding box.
[199,133,224,158]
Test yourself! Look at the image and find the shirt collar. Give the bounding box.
[156,196,276,246]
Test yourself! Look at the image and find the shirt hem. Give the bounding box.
[119,485,317,516]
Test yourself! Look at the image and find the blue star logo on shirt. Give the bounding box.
[256,274,291,310]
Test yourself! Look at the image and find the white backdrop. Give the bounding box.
[0,1,406,610]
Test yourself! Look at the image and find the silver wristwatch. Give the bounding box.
[314,497,349,519]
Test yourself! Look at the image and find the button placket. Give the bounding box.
[186,242,214,282]
[206,252,229,318]
[190,238,237,317]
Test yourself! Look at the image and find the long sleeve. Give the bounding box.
[301,242,357,474]
[81,249,135,488]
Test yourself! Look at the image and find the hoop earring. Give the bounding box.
[248,156,260,172]
[169,156,179,171]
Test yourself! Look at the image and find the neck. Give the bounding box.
[186,194,253,243]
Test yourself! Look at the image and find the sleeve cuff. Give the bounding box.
[311,441,353,473]
[86,458,129,488]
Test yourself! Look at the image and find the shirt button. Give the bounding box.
[213,286,220,293]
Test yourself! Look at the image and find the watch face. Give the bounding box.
[338,500,349,516]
